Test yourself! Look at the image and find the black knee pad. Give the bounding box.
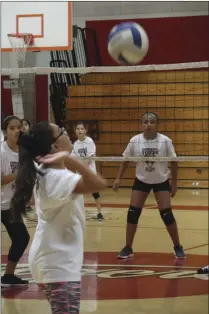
[160,208,176,225]
[92,192,100,200]
[127,206,142,224]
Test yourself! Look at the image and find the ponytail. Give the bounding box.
[11,146,37,222]
[10,121,53,222]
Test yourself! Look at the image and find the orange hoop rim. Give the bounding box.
[7,33,33,39]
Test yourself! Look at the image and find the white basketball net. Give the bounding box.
[8,33,33,68]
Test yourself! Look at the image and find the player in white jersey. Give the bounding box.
[1,116,30,287]
[113,113,185,259]
[11,121,106,314]
[71,122,104,222]
[21,118,31,134]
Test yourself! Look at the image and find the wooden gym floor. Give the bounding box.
[1,188,208,314]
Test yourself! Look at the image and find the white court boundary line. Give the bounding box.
[0,262,200,270]
[1,61,208,75]
[83,264,198,269]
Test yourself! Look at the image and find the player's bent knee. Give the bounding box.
[159,208,175,225]
[127,206,142,224]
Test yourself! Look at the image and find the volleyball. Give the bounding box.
[107,22,149,65]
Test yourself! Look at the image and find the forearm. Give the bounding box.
[171,162,178,183]
[116,161,129,180]
[1,174,16,186]
[64,156,106,191]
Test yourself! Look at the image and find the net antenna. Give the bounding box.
[7,33,34,68]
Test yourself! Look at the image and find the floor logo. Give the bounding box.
[1,252,208,300]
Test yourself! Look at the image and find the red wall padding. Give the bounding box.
[1,76,13,117]
[35,75,48,123]
[86,15,209,66]
[1,75,48,123]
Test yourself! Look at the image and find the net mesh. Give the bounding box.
[8,33,33,68]
[1,62,208,188]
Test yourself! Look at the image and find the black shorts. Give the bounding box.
[92,192,100,200]
[132,178,171,193]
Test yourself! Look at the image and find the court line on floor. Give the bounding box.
[86,224,208,232]
[184,243,209,252]
[85,203,209,210]
[83,264,198,269]
[86,205,156,212]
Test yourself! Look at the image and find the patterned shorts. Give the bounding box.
[39,281,81,314]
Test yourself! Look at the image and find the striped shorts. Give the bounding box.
[39,281,81,314]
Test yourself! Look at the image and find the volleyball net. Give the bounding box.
[1,61,208,188]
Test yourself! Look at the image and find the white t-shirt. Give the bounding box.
[28,167,85,284]
[1,130,4,143]
[71,136,97,174]
[1,141,19,210]
[123,133,176,184]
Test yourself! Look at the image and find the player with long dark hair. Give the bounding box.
[11,121,106,313]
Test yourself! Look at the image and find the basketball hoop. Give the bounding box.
[7,33,34,68]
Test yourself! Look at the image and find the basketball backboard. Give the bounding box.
[1,1,72,52]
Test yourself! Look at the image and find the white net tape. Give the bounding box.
[1,61,208,75]
[79,156,208,162]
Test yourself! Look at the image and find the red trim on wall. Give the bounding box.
[86,15,209,66]
[1,76,13,117]
[35,75,48,122]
